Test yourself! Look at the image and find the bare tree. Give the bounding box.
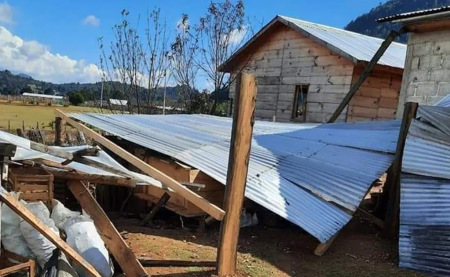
[99,9,171,114]
[195,0,249,114]
[143,8,171,113]
[169,14,199,112]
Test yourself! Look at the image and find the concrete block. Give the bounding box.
[430,55,444,68]
[406,83,417,97]
[407,69,431,82]
[406,95,427,104]
[411,57,420,70]
[438,82,450,96]
[442,54,450,69]
[413,42,433,57]
[425,96,441,105]
[430,69,450,82]
[433,41,450,55]
[415,82,438,97]
[418,56,431,69]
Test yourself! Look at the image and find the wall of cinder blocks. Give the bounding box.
[397,29,450,117]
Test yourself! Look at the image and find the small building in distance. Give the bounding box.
[22,92,65,105]
[220,15,407,123]
[378,6,450,118]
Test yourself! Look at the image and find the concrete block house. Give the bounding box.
[378,6,450,117]
[220,15,407,123]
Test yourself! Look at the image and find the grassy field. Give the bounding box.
[0,100,99,130]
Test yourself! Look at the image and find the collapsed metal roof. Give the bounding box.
[70,113,399,243]
[0,130,161,187]
[400,105,450,275]
[220,15,407,71]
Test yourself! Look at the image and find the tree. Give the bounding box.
[68,92,85,106]
[169,14,199,112]
[44,87,55,95]
[195,0,249,114]
[20,86,33,94]
[99,9,171,114]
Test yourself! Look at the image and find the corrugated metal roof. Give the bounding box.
[378,6,450,23]
[279,16,407,69]
[435,95,450,107]
[400,105,450,275]
[220,15,407,71]
[70,113,399,243]
[0,130,161,187]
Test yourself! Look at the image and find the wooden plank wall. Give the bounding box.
[347,66,403,121]
[230,23,354,123]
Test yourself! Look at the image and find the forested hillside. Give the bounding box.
[345,0,450,42]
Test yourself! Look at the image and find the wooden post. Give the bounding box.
[0,186,101,277]
[142,192,171,226]
[55,117,65,146]
[67,180,148,277]
[217,73,257,276]
[328,28,406,123]
[384,102,418,237]
[55,109,226,221]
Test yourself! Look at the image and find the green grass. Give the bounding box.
[0,101,99,130]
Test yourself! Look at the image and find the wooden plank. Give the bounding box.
[138,258,216,268]
[0,186,101,277]
[314,233,339,256]
[217,73,257,276]
[142,192,171,226]
[67,180,148,277]
[54,117,65,146]
[384,102,418,237]
[56,109,225,221]
[350,96,379,108]
[328,28,406,123]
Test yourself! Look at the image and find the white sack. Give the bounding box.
[64,216,113,277]
[1,192,33,260]
[20,201,59,267]
[50,200,80,230]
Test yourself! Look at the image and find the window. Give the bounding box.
[291,84,309,121]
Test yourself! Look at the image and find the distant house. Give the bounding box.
[378,6,450,118]
[220,15,407,123]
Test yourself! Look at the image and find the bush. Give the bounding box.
[68,92,85,106]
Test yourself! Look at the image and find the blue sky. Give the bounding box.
[0,0,389,85]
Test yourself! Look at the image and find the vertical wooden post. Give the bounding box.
[384,102,418,237]
[55,117,65,146]
[217,73,257,276]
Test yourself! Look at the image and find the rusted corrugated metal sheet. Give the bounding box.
[400,105,450,275]
[71,113,398,243]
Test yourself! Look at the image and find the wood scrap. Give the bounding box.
[142,192,171,226]
[67,180,148,277]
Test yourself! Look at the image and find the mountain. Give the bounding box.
[0,69,181,101]
[345,0,449,43]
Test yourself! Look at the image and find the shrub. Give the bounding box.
[68,92,85,106]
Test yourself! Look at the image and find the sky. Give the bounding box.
[0,0,389,87]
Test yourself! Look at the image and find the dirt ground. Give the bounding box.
[112,216,425,277]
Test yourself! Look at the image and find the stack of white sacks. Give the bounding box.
[0,192,114,277]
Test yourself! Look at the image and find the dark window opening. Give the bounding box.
[291,84,309,121]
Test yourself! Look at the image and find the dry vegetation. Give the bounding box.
[0,100,99,130]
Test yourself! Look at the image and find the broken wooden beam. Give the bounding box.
[56,109,226,221]
[217,73,257,276]
[0,186,101,277]
[67,180,148,277]
[328,28,407,123]
[142,192,171,226]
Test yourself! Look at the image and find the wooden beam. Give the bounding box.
[217,73,257,276]
[55,109,225,221]
[55,116,66,146]
[138,258,216,268]
[142,192,171,226]
[384,102,418,237]
[314,233,339,256]
[328,28,406,123]
[0,186,101,277]
[67,180,148,277]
